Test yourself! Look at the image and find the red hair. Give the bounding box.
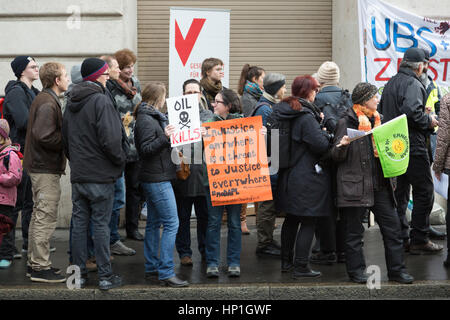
[282,75,319,111]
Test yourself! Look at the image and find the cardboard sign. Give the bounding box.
[202,116,272,206]
[169,7,230,97]
[167,94,202,147]
[358,0,450,94]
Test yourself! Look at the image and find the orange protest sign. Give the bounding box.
[202,116,272,206]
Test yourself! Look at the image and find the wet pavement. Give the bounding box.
[0,216,449,299]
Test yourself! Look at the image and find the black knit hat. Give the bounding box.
[11,56,35,79]
[81,58,108,82]
[352,82,378,105]
[263,73,286,96]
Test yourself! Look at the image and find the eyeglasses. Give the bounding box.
[101,73,110,76]
[184,91,201,95]
[213,100,226,105]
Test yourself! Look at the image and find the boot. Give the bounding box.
[292,260,321,279]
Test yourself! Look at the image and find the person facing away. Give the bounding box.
[23,62,70,283]
[0,119,23,269]
[133,81,189,288]
[200,57,225,112]
[332,82,414,284]
[3,55,40,260]
[237,64,265,117]
[63,57,126,291]
[378,47,442,255]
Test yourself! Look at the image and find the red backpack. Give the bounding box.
[0,96,4,119]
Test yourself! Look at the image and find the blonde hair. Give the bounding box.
[133,82,166,118]
[39,62,64,89]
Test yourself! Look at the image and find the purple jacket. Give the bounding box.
[0,145,23,206]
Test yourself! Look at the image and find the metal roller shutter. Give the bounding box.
[137,0,332,92]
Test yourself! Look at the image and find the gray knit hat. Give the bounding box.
[352,82,378,105]
[70,65,83,84]
[316,61,340,86]
[263,73,286,96]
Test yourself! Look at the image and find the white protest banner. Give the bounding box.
[169,7,230,97]
[167,94,202,147]
[358,0,450,95]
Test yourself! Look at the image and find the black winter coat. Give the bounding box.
[134,104,176,183]
[274,99,333,217]
[3,80,40,151]
[331,108,396,208]
[379,67,432,158]
[63,81,126,184]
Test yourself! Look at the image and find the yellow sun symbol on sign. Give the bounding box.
[392,139,405,154]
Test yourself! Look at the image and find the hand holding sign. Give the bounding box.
[167,94,202,147]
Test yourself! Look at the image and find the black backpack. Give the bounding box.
[266,109,293,170]
[321,89,351,134]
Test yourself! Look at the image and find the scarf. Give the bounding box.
[200,78,222,103]
[116,78,137,100]
[262,91,278,104]
[244,80,263,99]
[353,104,381,157]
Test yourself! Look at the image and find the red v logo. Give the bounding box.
[175,18,206,66]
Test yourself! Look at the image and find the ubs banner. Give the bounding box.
[202,117,272,207]
[169,7,230,97]
[358,0,450,95]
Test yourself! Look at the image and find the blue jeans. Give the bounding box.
[205,190,242,268]
[142,181,179,280]
[110,174,125,245]
[68,217,94,263]
[71,183,114,279]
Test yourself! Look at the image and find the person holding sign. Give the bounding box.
[202,88,243,278]
[332,82,414,284]
[275,76,333,278]
[134,82,189,288]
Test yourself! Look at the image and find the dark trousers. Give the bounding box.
[71,183,114,279]
[124,162,141,235]
[256,200,277,249]
[341,188,406,277]
[175,195,208,258]
[0,205,16,260]
[281,214,316,265]
[447,179,450,252]
[315,208,346,254]
[395,154,434,245]
[12,169,33,251]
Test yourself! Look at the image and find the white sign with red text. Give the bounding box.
[358,0,450,95]
[167,94,202,147]
[169,7,230,97]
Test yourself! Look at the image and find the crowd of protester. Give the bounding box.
[0,47,448,290]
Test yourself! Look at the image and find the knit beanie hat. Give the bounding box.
[352,82,378,105]
[0,119,10,141]
[71,64,83,84]
[316,61,340,86]
[81,58,108,82]
[263,73,286,96]
[11,56,35,79]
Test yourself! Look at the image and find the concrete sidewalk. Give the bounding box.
[1,217,449,300]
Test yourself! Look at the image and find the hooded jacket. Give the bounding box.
[0,145,23,207]
[273,99,333,217]
[3,80,40,151]
[62,81,126,184]
[134,103,176,183]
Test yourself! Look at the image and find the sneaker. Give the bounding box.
[99,274,122,290]
[410,241,443,255]
[13,253,22,259]
[180,256,193,266]
[228,266,240,277]
[0,259,12,269]
[50,246,56,253]
[140,203,148,220]
[30,269,66,283]
[206,266,219,278]
[27,266,61,277]
[110,240,136,256]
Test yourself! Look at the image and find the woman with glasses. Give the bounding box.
[202,88,243,278]
[274,76,333,278]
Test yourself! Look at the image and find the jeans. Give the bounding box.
[142,181,179,280]
[341,187,406,277]
[175,195,208,258]
[110,174,125,244]
[205,190,242,268]
[395,154,434,245]
[68,216,94,263]
[71,183,115,279]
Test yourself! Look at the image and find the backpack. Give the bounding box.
[321,89,351,134]
[266,110,293,170]
[249,101,270,117]
[0,96,4,119]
